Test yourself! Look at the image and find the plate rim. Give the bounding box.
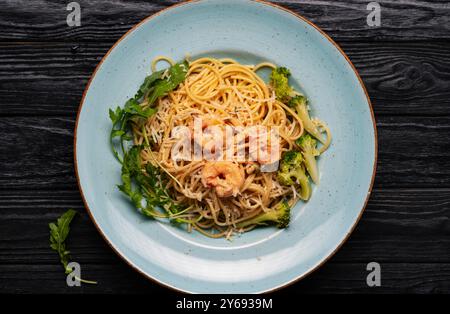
[74,0,378,293]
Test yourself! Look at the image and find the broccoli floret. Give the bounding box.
[277,151,311,201]
[289,96,325,144]
[275,67,291,77]
[270,67,293,103]
[296,134,320,184]
[236,201,290,229]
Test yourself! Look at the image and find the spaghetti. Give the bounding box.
[110,56,331,239]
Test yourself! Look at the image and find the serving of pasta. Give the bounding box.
[109,56,331,239]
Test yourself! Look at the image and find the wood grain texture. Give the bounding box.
[1,0,449,294]
[0,42,109,116]
[286,263,450,294]
[1,41,450,116]
[1,263,449,294]
[1,116,449,189]
[339,41,450,116]
[0,0,449,42]
[0,189,449,266]
[0,117,75,189]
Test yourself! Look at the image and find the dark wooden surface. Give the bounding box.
[0,0,449,294]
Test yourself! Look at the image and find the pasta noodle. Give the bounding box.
[113,56,331,238]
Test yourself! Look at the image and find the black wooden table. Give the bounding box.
[0,0,449,294]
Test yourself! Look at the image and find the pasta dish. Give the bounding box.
[109,56,331,239]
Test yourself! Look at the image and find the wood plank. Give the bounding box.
[0,262,449,294]
[0,189,449,264]
[0,1,449,42]
[1,41,450,116]
[0,264,161,294]
[351,188,450,236]
[0,42,110,116]
[339,41,450,116]
[281,0,450,41]
[0,117,75,189]
[0,116,449,189]
[287,263,450,294]
[1,0,449,295]
[376,116,450,187]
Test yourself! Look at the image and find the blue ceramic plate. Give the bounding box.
[75,0,377,293]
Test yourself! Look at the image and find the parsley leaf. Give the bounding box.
[123,98,156,119]
[118,145,145,210]
[135,69,165,100]
[49,209,97,284]
[109,60,189,163]
[117,146,184,219]
[147,60,189,105]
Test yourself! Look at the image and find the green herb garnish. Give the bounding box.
[109,61,189,162]
[118,145,184,219]
[109,60,190,222]
[49,209,97,284]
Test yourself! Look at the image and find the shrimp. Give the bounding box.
[189,115,222,133]
[189,115,232,160]
[248,126,281,165]
[201,161,244,197]
[189,116,223,146]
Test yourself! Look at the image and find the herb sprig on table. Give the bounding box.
[49,209,97,284]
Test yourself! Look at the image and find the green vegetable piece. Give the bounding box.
[237,201,290,229]
[49,209,97,284]
[118,146,183,219]
[296,134,320,184]
[109,60,190,163]
[135,69,165,100]
[289,96,325,144]
[270,67,293,103]
[147,60,190,105]
[277,151,311,201]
